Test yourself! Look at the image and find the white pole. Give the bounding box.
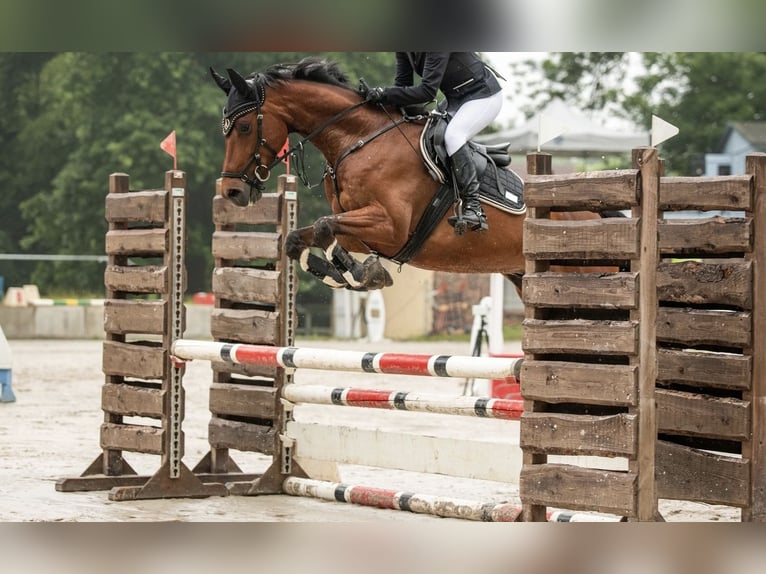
[488,273,505,355]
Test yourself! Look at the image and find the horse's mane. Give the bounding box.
[258,57,353,90]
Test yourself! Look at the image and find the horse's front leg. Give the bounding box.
[313,215,393,291]
[285,225,348,288]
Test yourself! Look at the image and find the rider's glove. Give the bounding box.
[365,87,386,104]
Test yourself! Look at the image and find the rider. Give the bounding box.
[364,52,504,233]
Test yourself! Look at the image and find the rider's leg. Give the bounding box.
[445,91,503,233]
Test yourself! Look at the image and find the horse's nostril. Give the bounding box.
[224,188,248,207]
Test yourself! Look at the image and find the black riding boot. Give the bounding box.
[447,143,488,234]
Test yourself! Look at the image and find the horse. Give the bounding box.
[210,57,603,293]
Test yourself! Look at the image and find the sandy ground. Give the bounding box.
[0,338,741,522]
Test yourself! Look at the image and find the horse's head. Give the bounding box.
[211,67,289,206]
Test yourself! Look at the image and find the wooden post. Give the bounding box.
[632,148,659,521]
[521,152,552,522]
[744,153,766,521]
[102,173,133,477]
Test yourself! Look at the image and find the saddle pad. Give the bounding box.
[479,162,526,215]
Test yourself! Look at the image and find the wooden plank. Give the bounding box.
[101,383,164,418]
[522,319,638,355]
[521,361,638,406]
[520,412,637,457]
[213,362,279,380]
[287,421,524,483]
[104,265,168,294]
[208,417,276,454]
[105,228,168,256]
[656,440,749,507]
[105,190,167,224]
[657,308,751,348]
[657,260,752,309]
[212,194,280,226]
[524,218,640,260]
[658,218,751,255]
[657,348,751,391]
[102,341,165,379]
[523,272,638,309]
[103,300,166,335]
[659,175,753,211]
[209,383,277,419]
[100,423,165,455]
[657,388,751,441]
[212,231,281,261]
[519,463,636,516]
[524,170,640,209]
[212,267,281,305]
[210,308,280,344]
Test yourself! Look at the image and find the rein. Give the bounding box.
[326,114,411,205]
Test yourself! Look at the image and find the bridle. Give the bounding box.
[220,75,289,196]
[221,73,371,201]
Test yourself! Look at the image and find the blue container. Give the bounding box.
[0,275,4,298]
[0,369,15,402]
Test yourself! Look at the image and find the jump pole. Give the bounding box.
[281,384,523,420]
[171,340,523,381]
[283,477,623,522]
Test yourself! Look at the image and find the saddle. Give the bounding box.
[419,113,526,216]
[389,111,526,265]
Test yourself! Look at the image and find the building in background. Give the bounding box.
[705,121,766,176]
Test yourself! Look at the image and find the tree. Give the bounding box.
[0,52,56,287]
[516,52,766,174]
[0,52,395,299]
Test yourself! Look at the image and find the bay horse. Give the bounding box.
[210,57,602,292]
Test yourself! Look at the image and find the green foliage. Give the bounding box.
[0,51,395,302]
[526,52,766,174]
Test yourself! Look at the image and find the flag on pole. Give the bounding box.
[160,130,177,169]
[537,113,567,152]
[651,115,679,147]
[279,138,290,174]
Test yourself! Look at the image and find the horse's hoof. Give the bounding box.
[362,256,394,289]
[284,232,304,260]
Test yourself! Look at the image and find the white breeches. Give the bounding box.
[444,91,504,156]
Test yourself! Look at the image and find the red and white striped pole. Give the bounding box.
[171,339,523,381]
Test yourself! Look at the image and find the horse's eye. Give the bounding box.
[238,122,251,134]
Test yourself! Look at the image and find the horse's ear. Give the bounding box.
[210,67,231,94]
[226,68,253,98]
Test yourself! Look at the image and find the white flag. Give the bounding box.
[537,113,567,151]
[651,115,679,147]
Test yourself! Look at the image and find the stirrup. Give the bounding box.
[448,203,488,236]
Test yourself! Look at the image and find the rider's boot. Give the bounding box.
[447,143,488,234]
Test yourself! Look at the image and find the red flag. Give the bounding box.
[160,130,177,169]
[279,138,290,174]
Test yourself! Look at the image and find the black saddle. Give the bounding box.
[419,112,525,216]
[389,111,526,266]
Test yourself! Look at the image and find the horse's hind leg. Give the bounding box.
[314,216,393,290]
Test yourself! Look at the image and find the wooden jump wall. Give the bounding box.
[58,151,766,521]
[520,149,766,521]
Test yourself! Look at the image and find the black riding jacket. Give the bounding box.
[381,52,501,111]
